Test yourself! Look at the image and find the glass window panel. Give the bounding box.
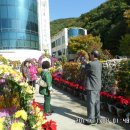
[2,19,8,28]
[31,41,35,48]
[15,0,19,5]
[62,36,65,44]
[0,41,2,49]
[7,0,15,5]
[17,33,25,39]
[0,0,7,5]
[2,32,9,39]
[26,22,31,30]
[8,6,16,18]
[26,34,30,40]
[79,29,85,35]
[16,7,27,20]
[35,35,38,41]
[2,40,9,47]
[31,35,35,40]
[17,21,21,29]
[29,2,34,11]
[8,19,12,28]
[36,42,39,49]
[35,42,38,48]
[20,21,26,29]
[10,40,16,48]
[34,14,38,22]
[11,19,18,29]
[23,0,29,8]
[31,15,34,22]
[1,6,8,18]
[34,4,37,12]
[30,22,34,31]
[0,20,1,29]
[35,24,38,32]
[24,40,30,47]
[16,40,24,47]
[0,32,1,39]
[9,32,17,39]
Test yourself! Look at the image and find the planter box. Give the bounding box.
[100,102,108,111]
[67,87,73,93]
[73,89,79,96]
[116,107,124,117]
[107,104,113,113]
[62,85,67,91]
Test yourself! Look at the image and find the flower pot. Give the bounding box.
[111,105,117,115]
[107,104,115,113]
[116,107,124,117]
[67,87,72,93]
[126,112,130,123]
[62,85,67,91]
[100,102,107,111]
[73,89,79,96]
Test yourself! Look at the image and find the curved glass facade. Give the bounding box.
[0,0,39,50]
[68,28,86,38]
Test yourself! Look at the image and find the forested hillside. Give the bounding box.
[50,0,130,55]
[50,18,77,36]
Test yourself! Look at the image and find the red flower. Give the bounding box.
[100,91,108,96]
[78,86,85,91]
[42,120,57,130]
[32,100,43,111]
[120,98,129,105]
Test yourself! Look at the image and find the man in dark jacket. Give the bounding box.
[85,50,102,124]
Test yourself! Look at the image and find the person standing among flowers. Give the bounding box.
[39,61,53,115]
[28,61,38,87]
[85,50,102,124]
[22,60,30,82]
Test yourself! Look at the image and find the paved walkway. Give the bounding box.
[34,85,129,130]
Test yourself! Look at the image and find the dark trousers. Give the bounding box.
[44,95,51,113]
[86,90,100,119]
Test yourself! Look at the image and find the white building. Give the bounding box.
[0,0,51,61]
[51,27,87,60]
[38,0,51,54]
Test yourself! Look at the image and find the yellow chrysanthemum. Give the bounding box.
[0,123,4,130]
[11,122,25,130]
[37,111,43,117]
[35,107,40,114]
[0,117,5,123]
[25,87,34,94]
[11,97,20,108]
[0,65,22,81]
[15,110,27,121]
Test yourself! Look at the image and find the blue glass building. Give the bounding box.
[68,28,86,38]
[0,0,39,50]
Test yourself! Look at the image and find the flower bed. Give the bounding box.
[0,63,57,129]
[52,74,130,120]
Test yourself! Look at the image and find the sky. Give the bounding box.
[49,0,107,21]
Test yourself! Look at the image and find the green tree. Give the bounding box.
[119,34,130,56]
[124,9,130,27]
[68,34,102,53]
[51,0,130,55]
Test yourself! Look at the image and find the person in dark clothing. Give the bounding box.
[85,50,102,124]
